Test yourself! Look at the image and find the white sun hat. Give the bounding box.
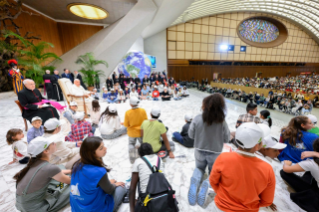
[185,113,193,122]
[236,122,263,149]
[262,135,287,149]
[44,118,62,131]
[307,114,317,125]
[108,104,117,113]
[28,136,54,157]
[130,96,139,106]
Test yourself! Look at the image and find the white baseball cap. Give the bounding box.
[70,101,77,106]
[74,112,85,121]
[44,118,62,131]
[236,122,263,149]
[31,116,42,123]
[262,135,287,149]
[307,114,317,125]
[185,113,193,122]
[108,104,117,113]
[257,124,271,137]
[130,97,139,106]
[28,136,54,157]
[151,107,161,117]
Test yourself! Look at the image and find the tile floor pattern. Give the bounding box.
[0,89,310,212]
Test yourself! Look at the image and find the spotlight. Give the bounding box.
[220,44,228,51]
[240,46,246,52]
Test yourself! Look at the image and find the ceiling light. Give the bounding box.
[220,44,228,50]
[67,3,108,20]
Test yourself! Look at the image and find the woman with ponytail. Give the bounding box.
[260,110,272,128]
[15,136,71,212]
[280,138,319,212]
[187,93,230,207]
[278,116,319,163]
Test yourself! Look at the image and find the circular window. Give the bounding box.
[237,16,288,48]
[239,19,279,43]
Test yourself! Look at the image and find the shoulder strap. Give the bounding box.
[22,161,49,195]
[141,156,160,173]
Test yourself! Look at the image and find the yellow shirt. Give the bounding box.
[124,107,148,137]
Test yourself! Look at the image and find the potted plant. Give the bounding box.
[75,52,108,91]
[18,41,62,88]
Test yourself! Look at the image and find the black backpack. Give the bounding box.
[136,156,179,212]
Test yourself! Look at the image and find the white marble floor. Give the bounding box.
[0,89,310,212]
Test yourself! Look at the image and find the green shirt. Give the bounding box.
[309,127,319,136]
[141,120,167,152]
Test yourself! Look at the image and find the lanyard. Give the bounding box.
[236,150,256,157]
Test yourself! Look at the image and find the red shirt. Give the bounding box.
[152,90,160,97]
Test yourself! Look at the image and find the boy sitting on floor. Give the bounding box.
[63,101,78,124]
[27,116,44,143]
[172,113,194,148]
[182,86,190,97]
[65,112,94,142]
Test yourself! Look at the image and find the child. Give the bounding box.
[130,87,139,99]
[147,91,152,100]
[173,89,182,100]
[152,86,160,101]
[107,88,118,103]
[181,86,189,97]
[65,112,94,142]
[280,138,319,212]
[117,89,126,103]
[260,110,272,128]
[103,89,108,101]
[91,88,99,100]
[27,116,44,143]
[70,137,127,212]
[161,87,171,101]
[256,135,287,161]
[99,104,127,139]
[6,129,30,164]
[308,114,319,136]
[172,113,194,147]
[124,87,130,99]
[91,100,100,128]
[209,123,275,211]
[64,101,78,124]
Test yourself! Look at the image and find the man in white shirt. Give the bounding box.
[70,79,93,113]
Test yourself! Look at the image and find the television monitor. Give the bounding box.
[146,55,156,69]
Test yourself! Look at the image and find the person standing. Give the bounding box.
[188,93,230,207]
[7,59,24,95]
[42,70,58,100]
[52,70,64,101]
[106,76,113,90]
[74,70,87,90]
[61,69,74,83]
[124,97,148,164]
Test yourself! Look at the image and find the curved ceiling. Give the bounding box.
[171,0,319,43]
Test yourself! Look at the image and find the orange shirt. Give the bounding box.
[124,107,148,137]
[209,152,275,212]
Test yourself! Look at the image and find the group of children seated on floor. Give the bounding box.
[5,90,319,212]
[101,82,190,103]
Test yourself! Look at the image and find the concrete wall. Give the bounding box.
[144,30,167,73]
[129,36,144,52]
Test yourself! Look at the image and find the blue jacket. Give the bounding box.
[278,131,319,163]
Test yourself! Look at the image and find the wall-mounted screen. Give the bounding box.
[146,55,156,69]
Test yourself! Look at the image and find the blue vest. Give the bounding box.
[70,164,114,212]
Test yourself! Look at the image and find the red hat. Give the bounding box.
[8,59,18,65]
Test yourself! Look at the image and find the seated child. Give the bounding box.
[6,129,30,164]
[161,87,171,101]
[107,88,118,103]
[124,87,130,99]
[43,118,80,169]
[102,89,108,101]
[27,116,44,143]
[259,110,272,128]
[280,138,319,212]
[308,114,319,136]
[256,135,287,161]
[99,104,127,139]
[302,100,313,115]
[117,89,126,103]
[65,112,94,142]
[130,87,139,99]
[90,100,100,130]
[91,88,99,100]
[147,91,152,100]
[173,89,182,100]
[172,113,194,147]
[152,86,160,101]
[182,86,189,97]
[63,101,78,124]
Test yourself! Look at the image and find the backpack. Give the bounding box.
[136,156,179,212]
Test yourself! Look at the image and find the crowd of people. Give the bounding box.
[5,68,319,212]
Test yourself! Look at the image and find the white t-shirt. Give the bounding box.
[130,91,139,98]
[12,140,29,160]
[99,115,122,135]
[132,154,164,193]
[299,159,319,188]
[90,110,100,125]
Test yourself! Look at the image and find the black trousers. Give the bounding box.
[19,157,30,164]
[280,170,319,212]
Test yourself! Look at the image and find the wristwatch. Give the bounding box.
[167,149,171,153]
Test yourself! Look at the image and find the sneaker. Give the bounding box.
[188,177,199,206]
[197,180,210,207]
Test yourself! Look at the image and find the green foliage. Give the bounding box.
[18,41,62,87]
[75,52,108,87]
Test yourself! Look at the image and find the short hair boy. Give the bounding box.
[235,103,261,128]
[172,113,194,147]
[27,116,44,143]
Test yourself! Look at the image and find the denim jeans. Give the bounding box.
[128,137,142,164]
[153,97,159,101]
[194,149,220,175]
[112,186,127,211]
[172,132,183,144]
[107,98,118,103]
[174,97,182,100]
[63,111,75,124]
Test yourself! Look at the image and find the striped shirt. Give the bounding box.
[236,113,261,128]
